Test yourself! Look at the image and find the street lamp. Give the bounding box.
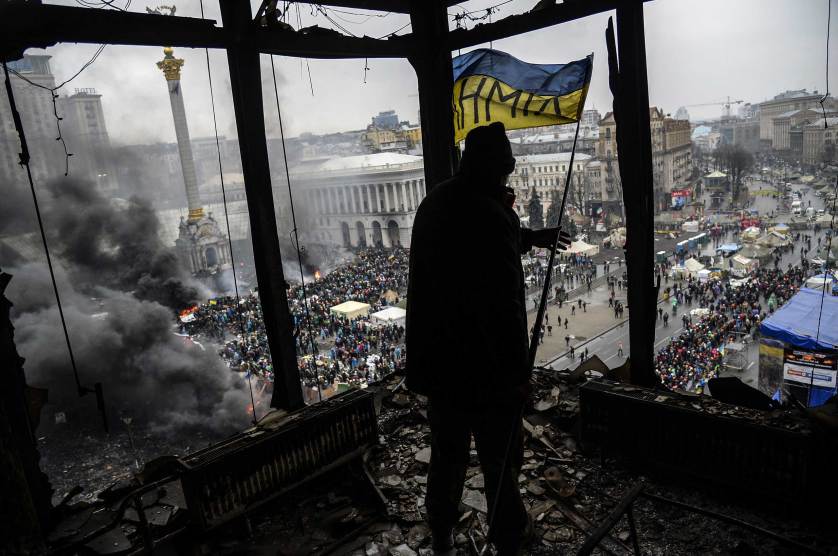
[121,416,140,470]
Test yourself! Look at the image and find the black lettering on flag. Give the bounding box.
[533,97,553,116]
[458,76,487,129]
[484,79,523,121]
[521,92,534,116]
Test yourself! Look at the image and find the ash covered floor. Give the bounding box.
[189,371,836,556]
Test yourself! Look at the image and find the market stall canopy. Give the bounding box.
[741,226,761,242]
[739,244,774,261]
[371,306,407,326]
[760,288,838,351]
[681,220,700,233]
[769,223,790,236]
[566,240,599,256]
[804,273,838,293]
[717,243,740,254]
[330,300,371,320]
[683,257,705,273]
[705,170,727,179]
[757,231,790,248]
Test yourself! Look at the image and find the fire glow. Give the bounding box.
[179,305,198,319]
[314,270,322,281]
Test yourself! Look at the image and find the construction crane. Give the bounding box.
[683,96,744,118]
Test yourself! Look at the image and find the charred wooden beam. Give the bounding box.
[0,3,224,60]
[219,0,304,411]
[0,2,411,63]
[611,2,658,386]
[448,0,627,52]
[299,0,412,14]
[252,28,413,59]
[409,3,458,190]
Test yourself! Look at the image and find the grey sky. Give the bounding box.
[31,0,837,145]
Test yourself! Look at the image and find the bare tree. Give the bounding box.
[527,188,544,229]
[713,143,754,201]
[545,190,561,228]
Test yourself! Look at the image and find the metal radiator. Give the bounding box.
[179,388,378,530]
[579,380,837,512]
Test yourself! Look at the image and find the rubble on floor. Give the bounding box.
[44,371,838,555]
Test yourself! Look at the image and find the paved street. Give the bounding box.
[525,176,832,391]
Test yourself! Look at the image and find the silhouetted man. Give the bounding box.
[406,122,568,555]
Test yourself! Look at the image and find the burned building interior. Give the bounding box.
[2,0,838,554]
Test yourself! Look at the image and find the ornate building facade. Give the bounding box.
[290,153,427,248]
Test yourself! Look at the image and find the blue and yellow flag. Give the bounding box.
[451,49,593,144]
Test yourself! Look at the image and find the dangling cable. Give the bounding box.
[200,0,258,424]
[270,55,324,402]
[4,61,83,396]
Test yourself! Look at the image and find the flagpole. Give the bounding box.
[528,115,584,369]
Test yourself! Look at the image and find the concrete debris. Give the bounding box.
[414,447,431,465]
[389,543,417,556]
[40,372,838,555]
[461,489,488,514]
[465,473,484,489]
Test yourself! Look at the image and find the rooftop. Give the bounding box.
[293,153,423,174]
[516,152,593,164]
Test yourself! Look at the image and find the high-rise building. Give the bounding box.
[581,109,601,128]
[0,55,65,188]
[598,107,693,213]
[57,88,116,194]
[371,110,400,130]
[758,90,836,149]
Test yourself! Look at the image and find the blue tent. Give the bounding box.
[717,243,740,254]
[760,288,838,351]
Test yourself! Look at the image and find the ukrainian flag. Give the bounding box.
[451,49,593,144]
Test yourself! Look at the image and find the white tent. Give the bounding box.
[804,273,837,292]
[684,257,705,273]
[731,254,758,277]
[566,240,599,256]
[681,220,700,233]
[741,226,761,242]
[371,306,407,326]
[330,300,371,320]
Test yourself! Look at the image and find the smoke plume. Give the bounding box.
[2,177,264,433]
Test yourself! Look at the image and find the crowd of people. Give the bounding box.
[655,266,805,392]
[181,248,410,397]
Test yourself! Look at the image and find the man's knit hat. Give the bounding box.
[459,122,516,178]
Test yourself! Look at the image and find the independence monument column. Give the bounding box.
[157,46,231,276]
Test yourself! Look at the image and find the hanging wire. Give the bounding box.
[806,177,837,406]
[199,0,259,425]
[3,61,84,397]
[269,54,324,403]
[74,0,131,11]
[293,2,315,96]
[804,0,836,406]
[450,0,512,32]
[7,43,108,176]
[375,21,411,39]
[818,0,832,126]
[362,57,370,84]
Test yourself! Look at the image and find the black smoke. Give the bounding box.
[42,179,202,309]
[1,177,264,433]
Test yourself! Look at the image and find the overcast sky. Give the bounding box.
[29,0,838,145]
